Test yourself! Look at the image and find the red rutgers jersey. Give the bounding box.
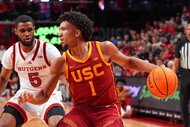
[63,41,119,106]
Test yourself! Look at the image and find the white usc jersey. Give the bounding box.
[2,39,61,92]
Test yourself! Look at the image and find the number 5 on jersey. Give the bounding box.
[28,72,42,87]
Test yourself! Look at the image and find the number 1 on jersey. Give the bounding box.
[88,81,97,96]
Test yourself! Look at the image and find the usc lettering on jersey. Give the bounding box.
[64,41,119,106]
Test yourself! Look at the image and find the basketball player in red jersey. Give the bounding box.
[19,11,158,127]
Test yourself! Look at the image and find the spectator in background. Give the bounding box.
[23,1,33,17]
[167,60,174,69]
[137,46,149,60]
[2,72,20,98]
[39,2,50,21]
[31,1,40,20]
[155,57,163,66]
[8,72,20,97]
[0,1,8,20]
[148,53,156,64]
[6,0,20,20]
[110,36,118,45]
[0,44,6,70]
[123,34,130,43]
[114,64,123,77]
[122,42,132,56]
[116,78,133,118]
[151,43,161,58]
[51,1,61,21]
[0,43,6,60]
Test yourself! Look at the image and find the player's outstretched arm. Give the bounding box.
[19,56,65,105]
[100,41,158,73]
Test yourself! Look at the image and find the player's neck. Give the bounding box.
[70,42,89,59]
[21,41,36,53]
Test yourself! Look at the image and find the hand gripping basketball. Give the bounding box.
[146,67,178,98]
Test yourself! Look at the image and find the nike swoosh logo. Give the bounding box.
[105,105,110,108]
[93,57,98,61]
[70,65,76,69]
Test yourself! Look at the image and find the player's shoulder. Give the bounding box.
[96,40,114,47]
[99,40,113,44]
[4,42,19,54]
[2,42,20,61]
[53,56,65,66]
[175,36,189,50]
[93,40,117,58]
[178,36,188,44]
[98,40,117,51]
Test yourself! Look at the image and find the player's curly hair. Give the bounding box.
[58,11,94,41]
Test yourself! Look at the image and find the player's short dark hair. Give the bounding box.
[15,15,34,27]
[58,11,94,41]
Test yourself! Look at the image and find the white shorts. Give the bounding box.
[5,89,64,122]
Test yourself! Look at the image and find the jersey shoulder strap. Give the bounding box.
[12,44,16,70]
[43,42,50,66]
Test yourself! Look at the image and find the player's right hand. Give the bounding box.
[18,91,35,103]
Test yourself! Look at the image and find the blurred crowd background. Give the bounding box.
[0,0,190,101]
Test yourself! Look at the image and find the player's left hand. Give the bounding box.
[18,91,35,103]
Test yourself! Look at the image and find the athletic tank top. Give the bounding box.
[64,41,119,106]
[12,39,59,92]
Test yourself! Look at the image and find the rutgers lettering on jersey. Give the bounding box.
[10,39,60,90]
[17,65,47,71]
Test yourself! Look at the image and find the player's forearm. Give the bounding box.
[126,57,158,73]
[30,90,49,105]
[0,76,8,95]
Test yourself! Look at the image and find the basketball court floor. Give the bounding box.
[0,97,184,127]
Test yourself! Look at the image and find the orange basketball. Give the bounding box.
[146,67,178,98]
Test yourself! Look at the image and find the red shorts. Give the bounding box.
[57,104,124,127]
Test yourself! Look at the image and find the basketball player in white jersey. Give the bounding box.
[0,15,65,127]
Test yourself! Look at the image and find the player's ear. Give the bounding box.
[75,29,81,37]
[13,27,18,35]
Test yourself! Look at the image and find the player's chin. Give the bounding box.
[62,44,68,52]
[60,39,65,44]
[61,42,66,46]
